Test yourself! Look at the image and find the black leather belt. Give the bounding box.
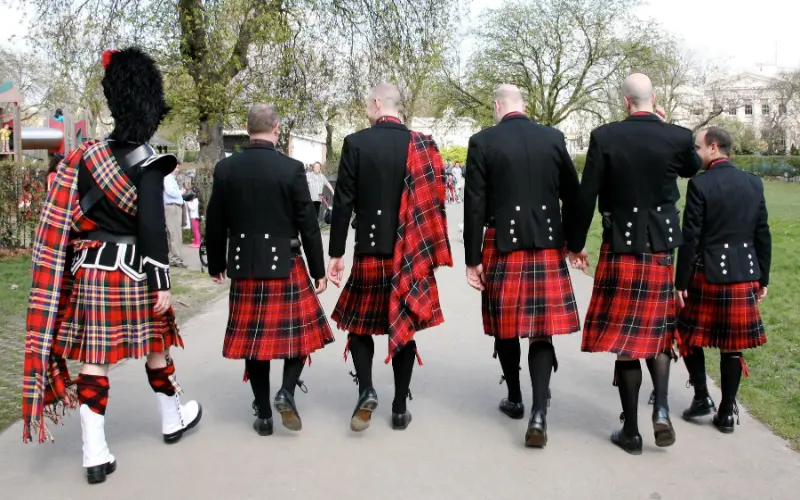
[86,230,137,245]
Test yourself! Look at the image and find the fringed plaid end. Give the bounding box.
[23,384,78,444]
[741,357,749,378]
[342,337,351,362]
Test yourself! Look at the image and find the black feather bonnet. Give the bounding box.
[101,47,171,144]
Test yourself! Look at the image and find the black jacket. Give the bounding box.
[675,160,771,289]
[574,113,701,253]
[329,120,411,257]
[205,141,325,280]
[463,114,581,266]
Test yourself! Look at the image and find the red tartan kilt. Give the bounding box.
[224,256,334,360]
[52,266,182,364]
[677,263,765,354]
[332,254,444,335]
[482,228,580,338]
[581,244,676,359]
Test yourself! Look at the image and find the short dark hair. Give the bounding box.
[703,126,733,155]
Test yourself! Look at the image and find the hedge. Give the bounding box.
[0,160,47,249]
[571,154,800,179]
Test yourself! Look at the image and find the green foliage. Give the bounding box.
[0,160,47,249]
[440,145,467,164]
[710,116,763,155]
[571,153,800,178]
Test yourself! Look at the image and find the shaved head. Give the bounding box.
[247,103,279,135]
[365,82,402,124]
[492,84,525,123]
[622,73,655,109]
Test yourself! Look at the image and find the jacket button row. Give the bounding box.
[236,265,240,270]
[265,234,269,239]
[657,206,662,212]
[724,243,729,248]
[510,229,514,235]
[516,206,520,211]
[236,247,240,252]
[669,228,673,233]
[723,269,727,275]
[626,240,632,245]
[720,262,725,267]
[377,210,382,215]
[371,242,376,247]
[668,237,673,242]
[750,261,754,267]
[241,233,245,238]
[548,227,553,232]
[633,207,638,213]
[750,269,754,274]
[542,205,546,210]
[744,243,748,247]
[549,236,553,241]
[272,265,276,270]
[625,232,630,237]
[627,222,632,228]
[512,237,517,243]
[666,219,670,224]
[235,255,239,261]
[274,256,278,261]
[371,224,376,229]
[511,220,515,225]
[722,255,726,260]
[547,218,551,223]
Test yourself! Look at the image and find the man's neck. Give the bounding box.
[250,134,276,144]
[629,106,654,115]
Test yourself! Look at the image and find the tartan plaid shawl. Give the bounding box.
[22,140,137,443]
[385,132,453,362]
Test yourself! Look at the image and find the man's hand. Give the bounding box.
[655,105,667,121]
[676,289,688,309]
[328,257,345,288]
[154,290,172,316]
[758,286,768,303]
[568,249,590,271]
[212,272,226,284]
[315,277,328,295]
[466,265,486,291]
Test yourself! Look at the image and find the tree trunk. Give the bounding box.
[198,119,225,165]
[277,119,295,154]
[325,121,334,165]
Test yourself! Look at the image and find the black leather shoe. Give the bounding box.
[682,396,716,420]
[499,398,525,419]
[652,407,676,447]
[611,429,643,455]
[392,411,412,430]
[524,411,547,448]
[712,411,737,434]
[86,460,117,485]
[274,389,302,431]
[253,417,274,436]
[350,388,379,432]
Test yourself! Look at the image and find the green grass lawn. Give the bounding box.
[0,257,227,432]
[581,179,800,449]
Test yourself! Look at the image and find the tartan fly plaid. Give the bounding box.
[53,264,182,364]
[677,261,766,355]
[21,140,144,443]
[481,228,580,339]
[581,244,676,359]
[224,256,334,360]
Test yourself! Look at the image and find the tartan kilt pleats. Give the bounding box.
[581,244,676,359]
[481,228,580,339]
[331,254,444,335]
[677,262,766,354]
[52,267,183,364]
[223,256,334,360]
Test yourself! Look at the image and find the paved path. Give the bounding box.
[1,207,798,500]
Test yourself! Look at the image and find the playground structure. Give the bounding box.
[1,80,90,165]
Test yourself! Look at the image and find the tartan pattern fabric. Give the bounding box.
[386,131,452,361]
[82,141,138,216]
[77,375,110,415]
[52,264,182,364]
[146,361,179,396]
[581,244,676,359]
[223,256,334,360]
[481,228,580,339]
[22,140,144,443]
[677,261,766,355]
[332,255,395,335]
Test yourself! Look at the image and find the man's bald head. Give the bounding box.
[493,84,525,123]
[365,83,402,124]
[622,73,655,111]
[247,103,279,135]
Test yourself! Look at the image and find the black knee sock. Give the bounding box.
[645,352,672,411]
[281,358,304,396]
[392,341,416,414]
[495,338,522,403]
[682,347,709,399]
[246,359,271,419]
[348,333,374,392]
[719,352,743,415]
[528,341,554,413]
[616,360,642,436]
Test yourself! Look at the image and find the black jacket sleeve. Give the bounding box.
[675,179,704,290]
[137,166,172,291]
[292,163,326,279]
[464,135,488,267]
[205,162,228,276]
[678,131,702,178]
[329,136,357,258]
[573,130,605,251]
[754,178,772,287]
[557,139,582,253]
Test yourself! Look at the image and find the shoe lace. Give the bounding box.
[297,379,308,394]
[619,412,625,424]
[408,388,413,401]
[252,400,259,417]
[349,371,359,386]
[498,375,506,385]
[648,390,656,406]
[733,401,740,425]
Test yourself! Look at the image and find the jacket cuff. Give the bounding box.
[143,257,172,291]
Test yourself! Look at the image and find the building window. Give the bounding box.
[728,105,737,115]
[779,103,787,114]
[745,103,753,115]
[762,104,771,115]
